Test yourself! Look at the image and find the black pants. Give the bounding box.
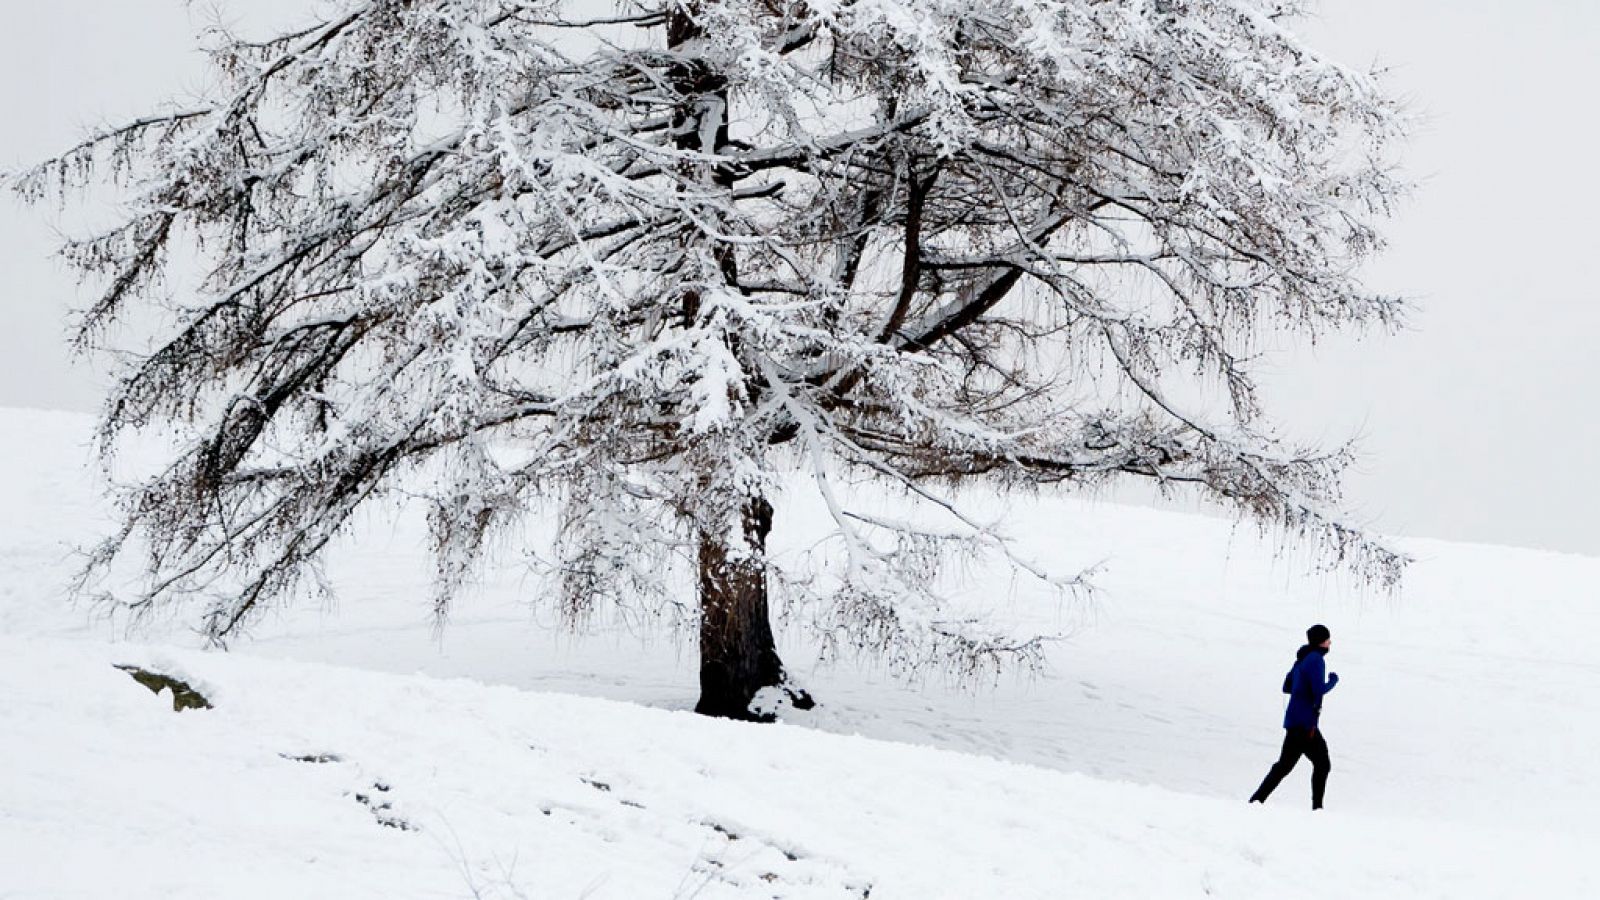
[1250,727,1331,808]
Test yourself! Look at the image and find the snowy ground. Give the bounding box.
[3,407,1598,897]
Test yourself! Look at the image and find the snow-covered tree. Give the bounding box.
[15,0,1406,720]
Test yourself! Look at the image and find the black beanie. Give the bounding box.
[1306,624,1331,646]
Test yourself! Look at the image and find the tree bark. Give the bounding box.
[694,495,814,720]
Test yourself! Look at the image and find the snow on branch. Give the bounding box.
[22,0,1408,677]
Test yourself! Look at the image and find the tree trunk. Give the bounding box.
[694,495,814,720]
[667,7,809,721]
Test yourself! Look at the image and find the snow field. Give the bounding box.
[4,636,1592,899]
[3,408,1599,897]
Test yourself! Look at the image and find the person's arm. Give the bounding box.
[1308,653,1339,694]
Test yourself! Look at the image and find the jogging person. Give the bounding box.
[1249,624,1338,809]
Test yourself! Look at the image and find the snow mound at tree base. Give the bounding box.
[2,635,1587,900]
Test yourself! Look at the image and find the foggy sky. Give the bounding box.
[3,1,1598,555]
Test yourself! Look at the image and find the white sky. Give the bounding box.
[2,1,1597,555]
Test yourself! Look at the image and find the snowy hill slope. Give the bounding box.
[3,407,1599,897]
[5,636,1592,899]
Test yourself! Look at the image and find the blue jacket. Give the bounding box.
[1282,646,1338,730]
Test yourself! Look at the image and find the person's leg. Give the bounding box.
[1307,729,1331,809]
[1250,729,1307,803]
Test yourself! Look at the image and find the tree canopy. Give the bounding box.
[15,0,1407,717]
